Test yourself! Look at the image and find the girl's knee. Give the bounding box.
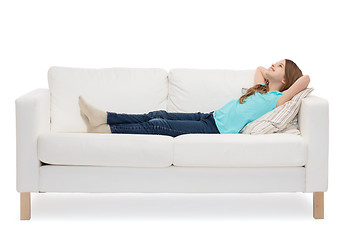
[148,110,167,117]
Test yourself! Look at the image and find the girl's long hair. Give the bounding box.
[238,59,303,104]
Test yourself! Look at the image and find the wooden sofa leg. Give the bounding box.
[20,192,31,220]
[313,192,324,219]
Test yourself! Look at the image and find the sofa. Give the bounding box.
[15,66,329,220]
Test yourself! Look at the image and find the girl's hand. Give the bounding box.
[255,66,269,84]
[258,66,267,77]
[258,66,270,82]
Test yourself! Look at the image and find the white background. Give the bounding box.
[1,0,359,239]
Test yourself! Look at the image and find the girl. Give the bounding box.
[79,59,309,137]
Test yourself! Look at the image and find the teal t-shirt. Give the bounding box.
[213,88,283,134]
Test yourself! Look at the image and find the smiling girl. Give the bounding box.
[79,59,310,136]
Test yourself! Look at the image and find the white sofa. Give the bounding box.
[15,67,329,220]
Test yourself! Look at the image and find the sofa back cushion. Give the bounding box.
[167,68,256,113]
[48,67,168,132]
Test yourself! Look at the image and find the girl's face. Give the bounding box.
[265,59,286,84]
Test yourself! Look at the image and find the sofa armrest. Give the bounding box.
[298,95,329,192]
[15,88,50,192]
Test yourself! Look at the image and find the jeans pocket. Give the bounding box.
[203,112,213,119]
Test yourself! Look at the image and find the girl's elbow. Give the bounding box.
[302,75,310,86]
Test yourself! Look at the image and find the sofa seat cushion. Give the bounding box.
[173,133,307,167]
[38,133,174,167]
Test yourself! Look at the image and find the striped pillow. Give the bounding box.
[239,88,314,135]
[277,114,301,135]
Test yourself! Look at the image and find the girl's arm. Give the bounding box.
[276,75,311,107]
[254,66,267,85]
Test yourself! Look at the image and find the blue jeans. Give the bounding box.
[107,110,220,137]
